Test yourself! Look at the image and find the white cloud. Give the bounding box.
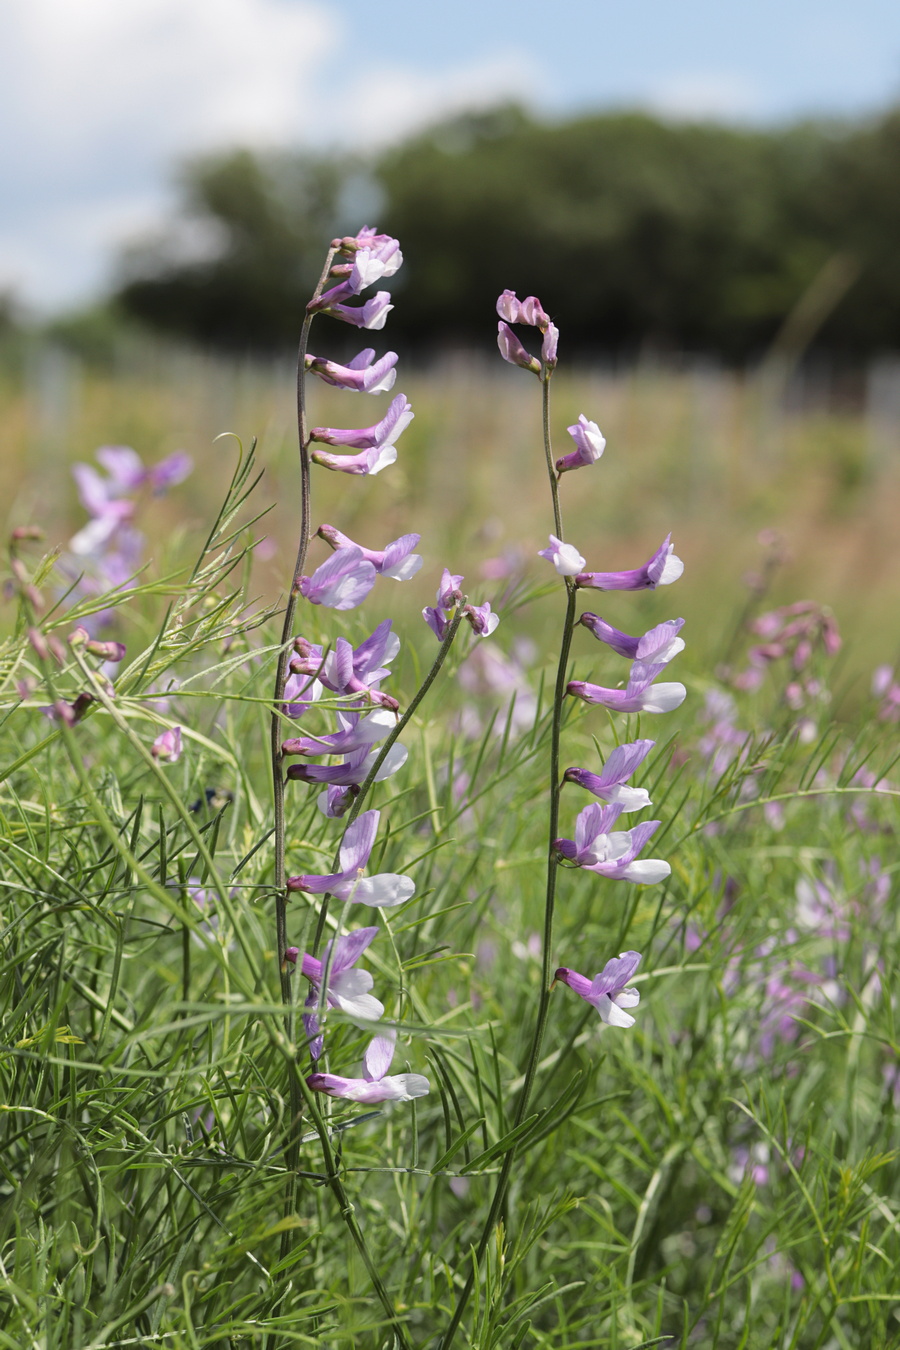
[0,0,546,309]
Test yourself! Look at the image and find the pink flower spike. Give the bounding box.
[576,534,684,592]
[556,952,642,1027]
[305,349,398,394]
[538,535,585,576]
[497,322,540,375]
[557,415,605,474]
[298,547,376,610]
[152,726,183,762]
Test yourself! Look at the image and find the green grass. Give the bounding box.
[1,352,900,1347]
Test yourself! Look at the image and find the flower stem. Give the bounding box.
[440,367,575,1350]
[269,244,336,1252]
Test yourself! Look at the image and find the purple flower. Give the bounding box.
[576,534,684,591]
[496,290,520,322]
[580,614,685,663]
[463,601,500,637]
[564,739,655,812]
[496,291,551,330]
[305,348,398,394]
[317,524,422,581]
[541,323,559,369]
[318,784,359,817]
[152,726,183,762]
[314,287,394,329]
[310,445,397,476]
[555,952,642,1027]
[298,546,376,610]
[96,445,192,494]
[284,926,383,1059]
[282,707,397,758]
[287,742,408,789]
[291,621,400,708]
[348,241,403,292]
[307,1028,430,1103]
[568,657,686,715]
[556,416,605,474]
[287,809,414,908]
[310,393,413,452]
[556,802,670,883]
[423,569,465,640]
[497,322,541,375]
[538,535,585,577]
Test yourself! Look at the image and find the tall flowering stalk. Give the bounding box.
[441,292,687,1347]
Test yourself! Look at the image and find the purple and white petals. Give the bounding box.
[539,535,586,577]
[576,534,684,592]
[152,726,183,762]
[497,322,541,375]
[298,546,376,610]
[564,739,655,811]
[307,1026,430,1104]
[556,802,670,884]
[310,444,398,477]
[317,524,423,581]
[287,809,415,908]
[310,394,414,451]
[556,415,605,474]
[305,348,399,393]
[555,952,643,1028]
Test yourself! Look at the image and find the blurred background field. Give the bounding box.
[4,338,900,701]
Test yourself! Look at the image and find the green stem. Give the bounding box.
[440,366,575,1350]
[310,603,467,957]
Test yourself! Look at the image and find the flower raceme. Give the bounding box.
[555,952,643,1027]
[287,809,415,908]
[284,926,384,1059]
[307,1027,430,1104]
[576,534,684,592]
[556,802,670,884]
[496,289,559,373]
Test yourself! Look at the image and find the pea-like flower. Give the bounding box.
[152,726,183,762]
[580,614,685,663]
[307,1028,430,1103]
[564,739,655,812]
[287,809,415,908]
[305,348,398,394]
[282,707,397,758]
[555,952,642,1027]
[297,546,376,610]
[556,802,670,883]
[568,657,686,714]
[284,926,384,1059]
[538,535,586,576]
[576,534,684,591]
[318,524,422,581]
[556,415,605,474]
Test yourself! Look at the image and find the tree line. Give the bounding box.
[112,103,900,361]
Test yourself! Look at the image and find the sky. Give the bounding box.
[3,0,900,313]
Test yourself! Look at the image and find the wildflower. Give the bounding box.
[576,534,683,591]
[556,802,670,883]
[307,1028,430,1103]
[305,348,398,394]
[542,323,559,369]
[287,742,408,789]
[538,535,586,576]
[95,445,192,494]
[564,739,655,811]
[297,546,376,610]
[580,614,685,663]
[309,444,397,475]
[318,524,422,581]
[311,394,414,451]
[555,951,642,1027]
[423,569,465,640]
[568,657,686,714]
[348,242,403,292]
[318,784,360,817]
[282,707,397,758]
[497,322,541,375]
[312,286,393,329]
[287,808,415,908]
[291,621,400,709]
[463,601,500,636]
[556,416,605,474]
[152,726,183,762]
[284,926,384,1059]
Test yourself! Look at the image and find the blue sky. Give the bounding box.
[2,0,900,312]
